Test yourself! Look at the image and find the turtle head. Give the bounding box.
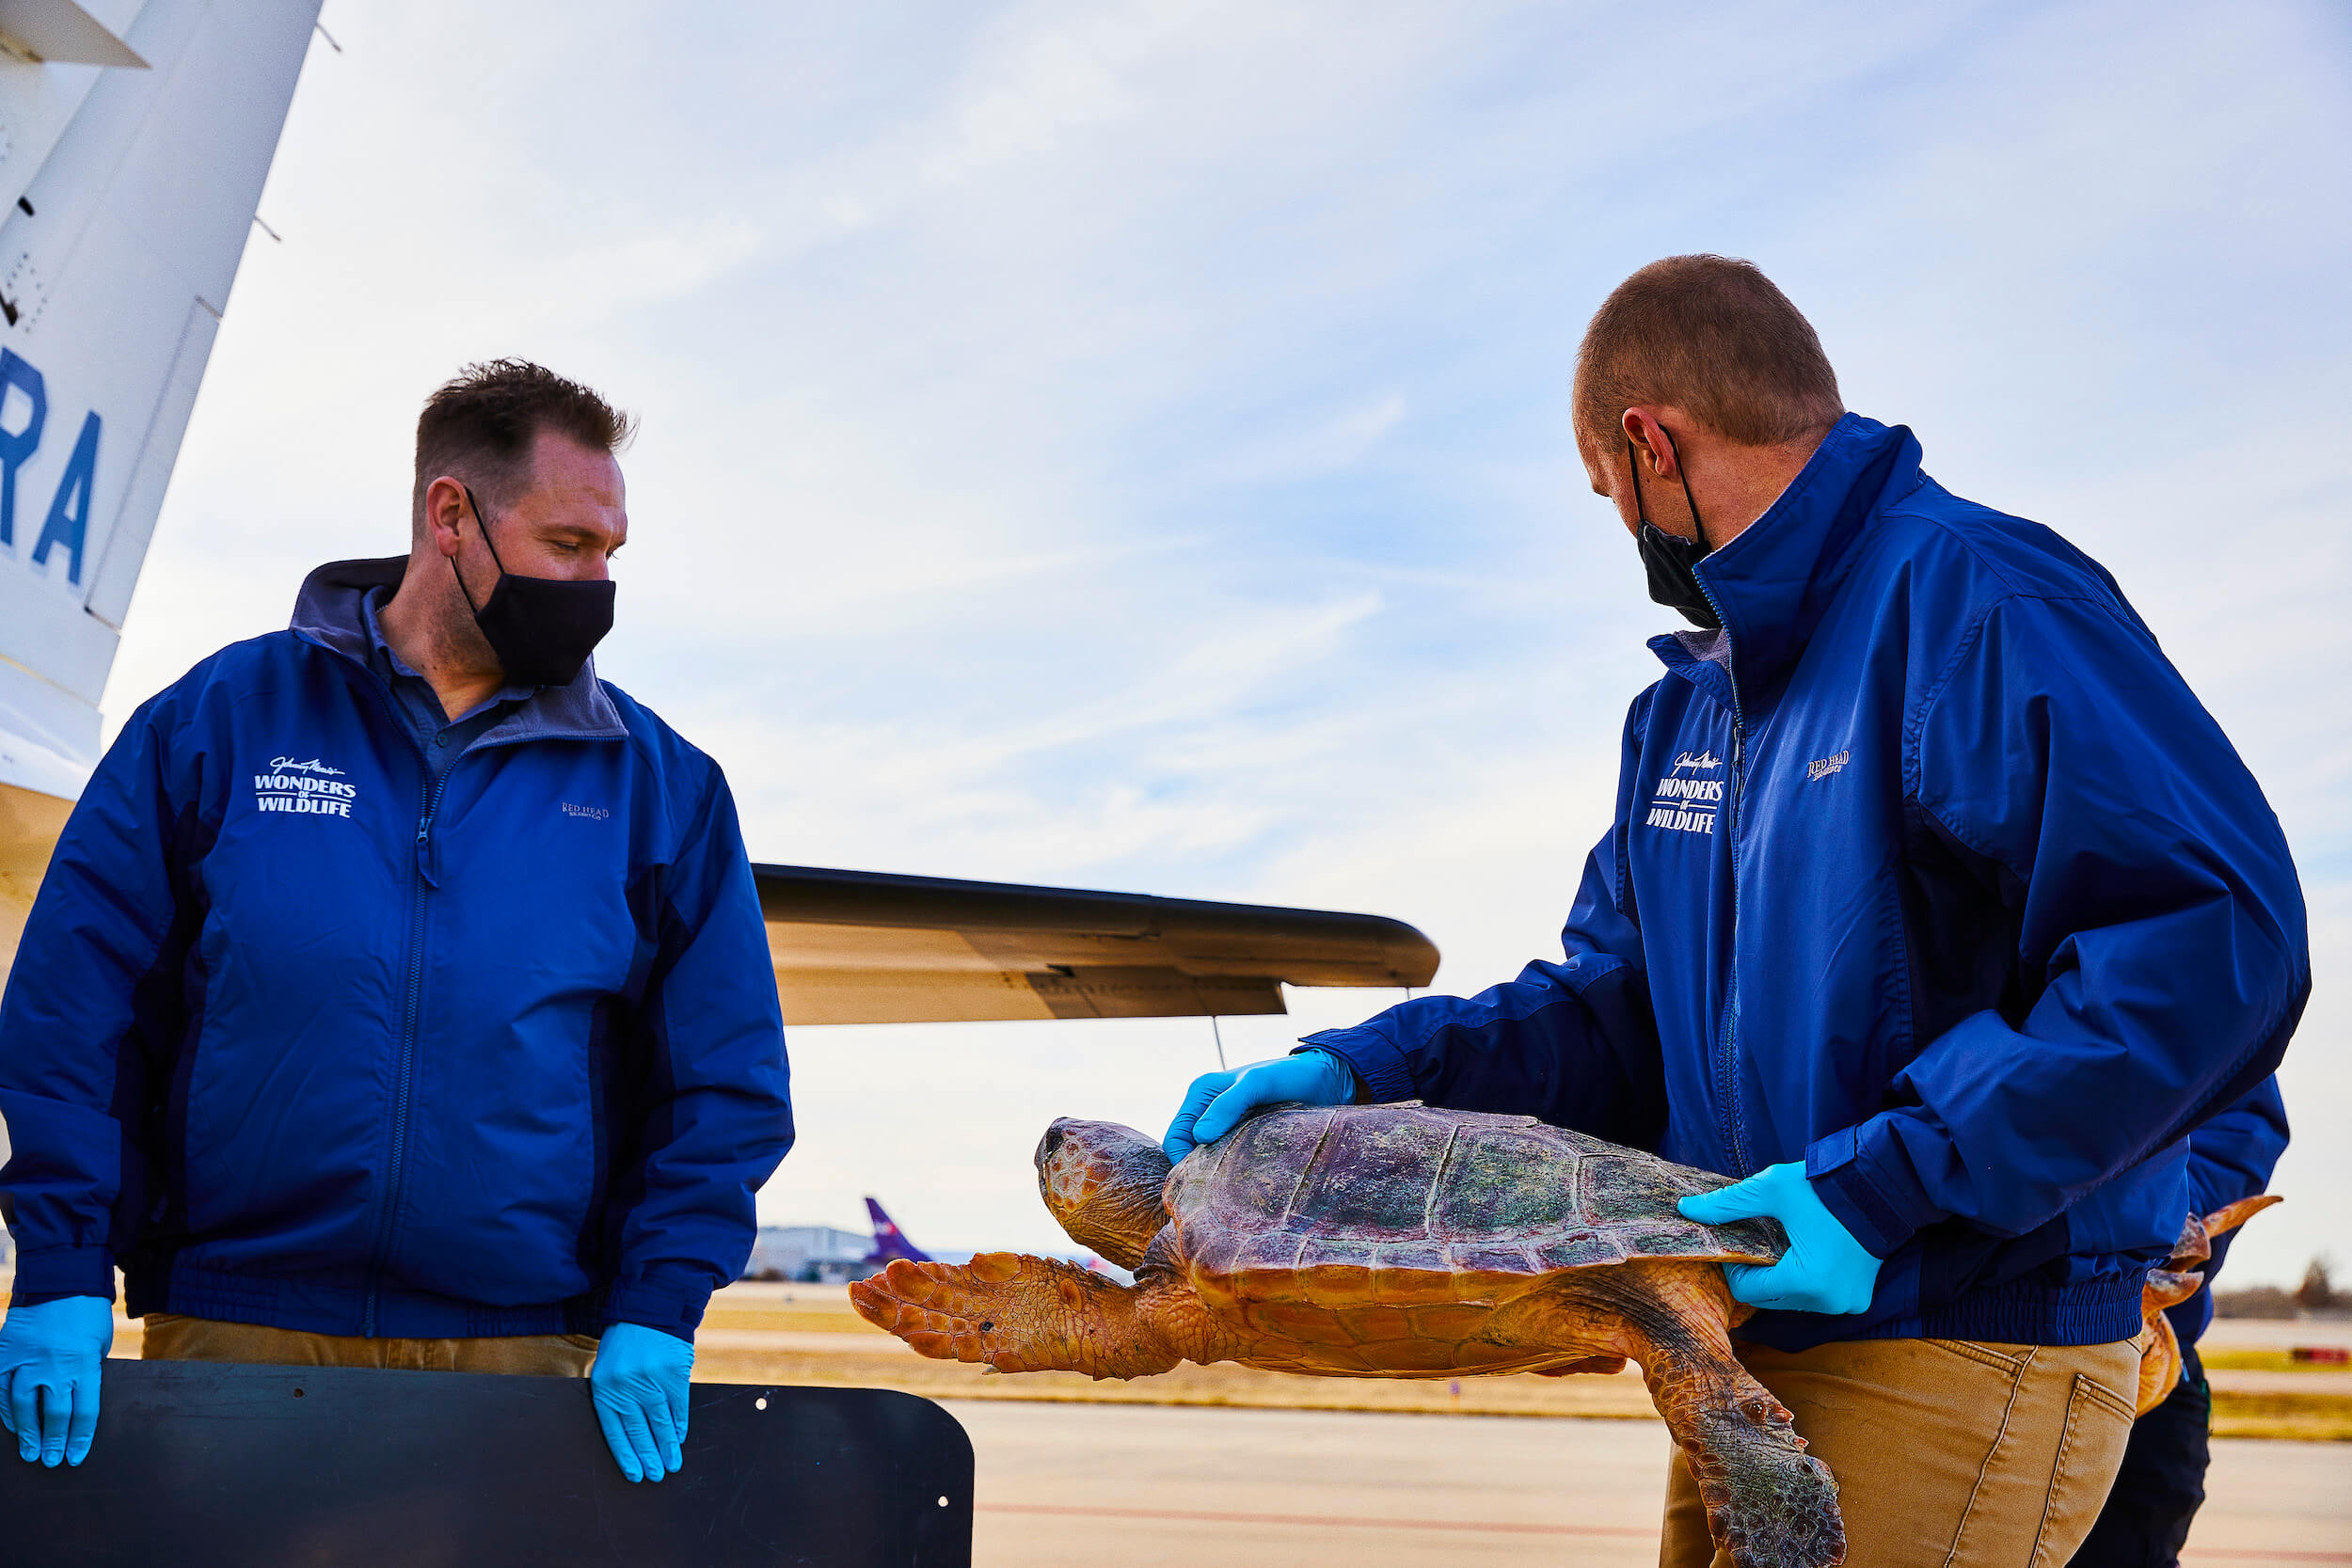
[1035,1118,1172,1271]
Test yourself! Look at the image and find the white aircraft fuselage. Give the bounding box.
[0,0,322,978]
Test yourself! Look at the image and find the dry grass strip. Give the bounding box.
[697,1319,2352,1437]
[2210,1390,2352,1442]
[693,1342,1663,1420]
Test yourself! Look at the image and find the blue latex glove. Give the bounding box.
[1162,1049,1358,1162]
[1677,1162,1883,1316]
[590,1323,693,1483]
[0,1295,114,1466]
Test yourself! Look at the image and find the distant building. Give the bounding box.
[744,1225,877,1283]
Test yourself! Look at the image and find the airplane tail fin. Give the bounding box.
[0,0,323,800]
[864,1197,934,1265]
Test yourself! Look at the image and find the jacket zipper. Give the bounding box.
[361,757,450,1337]
[1719,724,1755,1175]
[1695,578,1756,1177]
[323,644,577,1337]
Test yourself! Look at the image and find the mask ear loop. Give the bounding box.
[1629,428,1710,551]
[1674,435,1709,551]
[451,482,508,615]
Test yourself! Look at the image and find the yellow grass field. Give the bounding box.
[79,1278,2351,1439]
[697,1283,2352,1437]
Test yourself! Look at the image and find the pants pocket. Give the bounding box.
[1920,1336,2031,1376]
[2031,1370,2137,1567]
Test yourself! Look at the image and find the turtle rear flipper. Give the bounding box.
[2137,1310,2185,1415]
[1522,1270,1843,1568]
[849,1253,1187,1380]
[1643,1340,1845,1568]
[2135,1193,2283,1415]
[2202,1193,2281,1241]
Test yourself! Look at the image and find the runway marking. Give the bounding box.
[975,1502,1656,1539]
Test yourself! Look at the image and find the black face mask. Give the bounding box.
[453,484,616,687]
[1628,437,1721,630]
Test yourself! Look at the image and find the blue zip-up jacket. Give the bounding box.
[2171,1077,2288,1347]
[1303,415,2308,1351]
[0,559,793,1340]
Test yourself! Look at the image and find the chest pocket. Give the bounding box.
[429,769,642,999]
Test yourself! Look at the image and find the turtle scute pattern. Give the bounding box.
[1173,1104,1783,1300]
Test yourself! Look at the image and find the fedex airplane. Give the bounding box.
[862,1198,933,1268]
[857,1199,1118,1279]
[0,3,1437,1063]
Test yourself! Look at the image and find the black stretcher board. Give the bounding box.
[0,1360,974,1567]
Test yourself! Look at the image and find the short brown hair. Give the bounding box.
[1573,256,1841,451]
[412,359,634,526]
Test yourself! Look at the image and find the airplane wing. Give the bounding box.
[0,0,322,973]
[758,863,1438,1025]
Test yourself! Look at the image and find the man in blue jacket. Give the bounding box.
[0,360,793,1484]
[1164,258,2307,1562]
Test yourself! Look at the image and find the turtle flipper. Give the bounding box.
[849,1253,1184,1380]
[1644,1344,1846,1568]
[1564,1270,1840,1568]
[2135,1193,2281,1414]
[2203,1193,2281,1240]
[1521,1269,1841,1568]
[2138,1265,2204,1406]
[2137,1309,2184,1416]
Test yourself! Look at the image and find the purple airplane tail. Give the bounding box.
[863,1197,933,1265]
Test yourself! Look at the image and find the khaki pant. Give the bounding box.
[142,1313,596,1377]
[1661,1337,2140,1568]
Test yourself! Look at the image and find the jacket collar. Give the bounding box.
[290,556,629,742]
[1647,413,1923,698]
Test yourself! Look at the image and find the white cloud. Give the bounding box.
[1203,391,1407,483]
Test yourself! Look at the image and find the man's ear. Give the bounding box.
[1620,407,1683,482]
[421,476,469,559]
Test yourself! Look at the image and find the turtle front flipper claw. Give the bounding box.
[850,1252,1184,1380]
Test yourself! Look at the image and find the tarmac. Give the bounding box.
[90,1281,2352,1561]
[723,1283,2349,1564]
[948,1399,2352,1567]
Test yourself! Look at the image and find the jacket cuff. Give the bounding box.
[1805,1119,1946,1259]
[1295,1030,1413,1104]
[8,1244,118,1302]
[602,1276,710,1342]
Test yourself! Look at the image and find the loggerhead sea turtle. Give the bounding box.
[850,1103,1844,1568]
[2135,1194,2280,1415]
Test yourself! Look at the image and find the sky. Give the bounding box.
[102,0,2350,1285]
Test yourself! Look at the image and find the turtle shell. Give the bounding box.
[1168,1102,1783,1306]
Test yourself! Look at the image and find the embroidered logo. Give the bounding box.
[561,801,610,821]
[253,754,358,818]
[1806,750,1851,783]
[1647,750,1724,834]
